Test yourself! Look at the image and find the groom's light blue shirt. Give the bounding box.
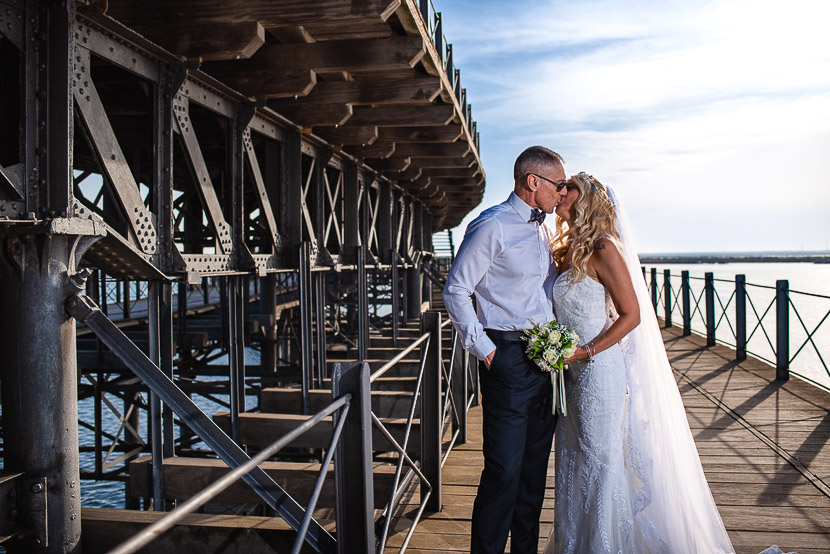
[443,192,557,359]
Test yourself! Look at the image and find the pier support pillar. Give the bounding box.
[0,232,89,553]
[406,264,422,318]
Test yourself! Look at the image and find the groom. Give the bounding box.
[444,146,567,553]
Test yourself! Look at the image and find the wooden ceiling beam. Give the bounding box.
[270,77,441,106]
[383,165,421,181]
[401,154,475,169]
[314,126,378,146]
[103,20,266,61]
[367,156,411,173]
[106,1,402,28]
[393,142,470,158]
[270,103,353,127]
[378,125,463,142]
[344,141,396,159]
[204,67,316,99]
[347,104,455,127]
[421,167,481,179]
[206,37,425,74]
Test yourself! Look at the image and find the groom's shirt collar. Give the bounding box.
[507,192,534,222]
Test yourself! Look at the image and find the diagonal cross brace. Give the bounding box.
[64,294,336,553]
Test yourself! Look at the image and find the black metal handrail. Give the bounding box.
[644,267,830,389]
[66,294,339,553]
[108,394,352,554]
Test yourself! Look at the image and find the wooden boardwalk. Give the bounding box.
[387,326,830,553]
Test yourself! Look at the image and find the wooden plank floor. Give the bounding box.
[385,326,830,553]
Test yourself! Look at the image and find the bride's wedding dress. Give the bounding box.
[548,269,662,552]
[543,187,735,553]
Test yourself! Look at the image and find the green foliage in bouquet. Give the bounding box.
[522,318,580,372]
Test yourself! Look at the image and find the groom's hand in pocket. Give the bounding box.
[483,348,496,370]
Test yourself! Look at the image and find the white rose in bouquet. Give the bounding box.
[548,329,561,344]
[543,347,558,364]
[562,345,576,358]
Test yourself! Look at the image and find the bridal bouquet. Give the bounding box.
[522,319,579,415]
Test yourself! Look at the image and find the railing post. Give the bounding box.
[451,329,467,445]
[776,280,790,381]
[357,246,369,362]
[663,269,672,327]
[420,310,442,512]
[736,275,747,361]
[681,270,691,336]
[391,249,399,347]
[468,351,480,407]
[332,362,375,554]
[299,242,314,413]
[650,267,658,313]
[705,272,715,346]
[434,12,444,62]
[123,278,131,318]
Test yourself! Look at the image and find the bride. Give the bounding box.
[543,172,734,553]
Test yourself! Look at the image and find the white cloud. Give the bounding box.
[438,0,830,253]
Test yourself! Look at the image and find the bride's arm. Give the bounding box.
[563,238,640,363]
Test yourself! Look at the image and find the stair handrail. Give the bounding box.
[107,394,351,554]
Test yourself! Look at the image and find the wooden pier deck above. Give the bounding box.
[387,326,830,554]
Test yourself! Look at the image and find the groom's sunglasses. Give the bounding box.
[526,172,567,191]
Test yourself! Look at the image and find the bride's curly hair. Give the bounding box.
[551,172,621,283]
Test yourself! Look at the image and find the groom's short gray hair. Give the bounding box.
[513,146,564,183]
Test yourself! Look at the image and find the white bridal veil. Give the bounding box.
[607,186,735,553]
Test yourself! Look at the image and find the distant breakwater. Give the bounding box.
[639,253,830,264]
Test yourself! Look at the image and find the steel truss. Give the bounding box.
[0,2,453,552]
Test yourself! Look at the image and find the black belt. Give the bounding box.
[485,329,526,342]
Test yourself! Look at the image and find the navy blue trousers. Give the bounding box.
[470,338,557,554]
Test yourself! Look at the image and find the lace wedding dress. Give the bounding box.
[543,186,734,554]
[547,269,662,553]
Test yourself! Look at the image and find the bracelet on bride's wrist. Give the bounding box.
[586,342,595,362]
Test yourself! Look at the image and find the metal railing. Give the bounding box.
[67,293,388,553]
[366,311,475,552]
[418,0,480,152]
[644,267,830,389]
[108,394,352,554]
[71,289,473,552]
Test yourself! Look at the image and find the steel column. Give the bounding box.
[260,275,278,375]
[0,234,81,553]
[313,271,327,387]
[391,249,399,347]
[148,282,165,511]
[299,242,314,412]
[357,246,369,362]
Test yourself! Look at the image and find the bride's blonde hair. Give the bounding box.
[551,172,620,283]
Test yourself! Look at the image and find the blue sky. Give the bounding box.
[436,0,830,253]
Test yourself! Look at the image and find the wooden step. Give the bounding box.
[129,456,402,509]
[213,412,419,452]
[81,507,328,553]
[322,375,418,391]
[261,388,418,418]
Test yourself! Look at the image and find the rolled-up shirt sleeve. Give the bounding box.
[443,215,501,359]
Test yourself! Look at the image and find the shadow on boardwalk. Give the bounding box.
[387,327,830,553]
